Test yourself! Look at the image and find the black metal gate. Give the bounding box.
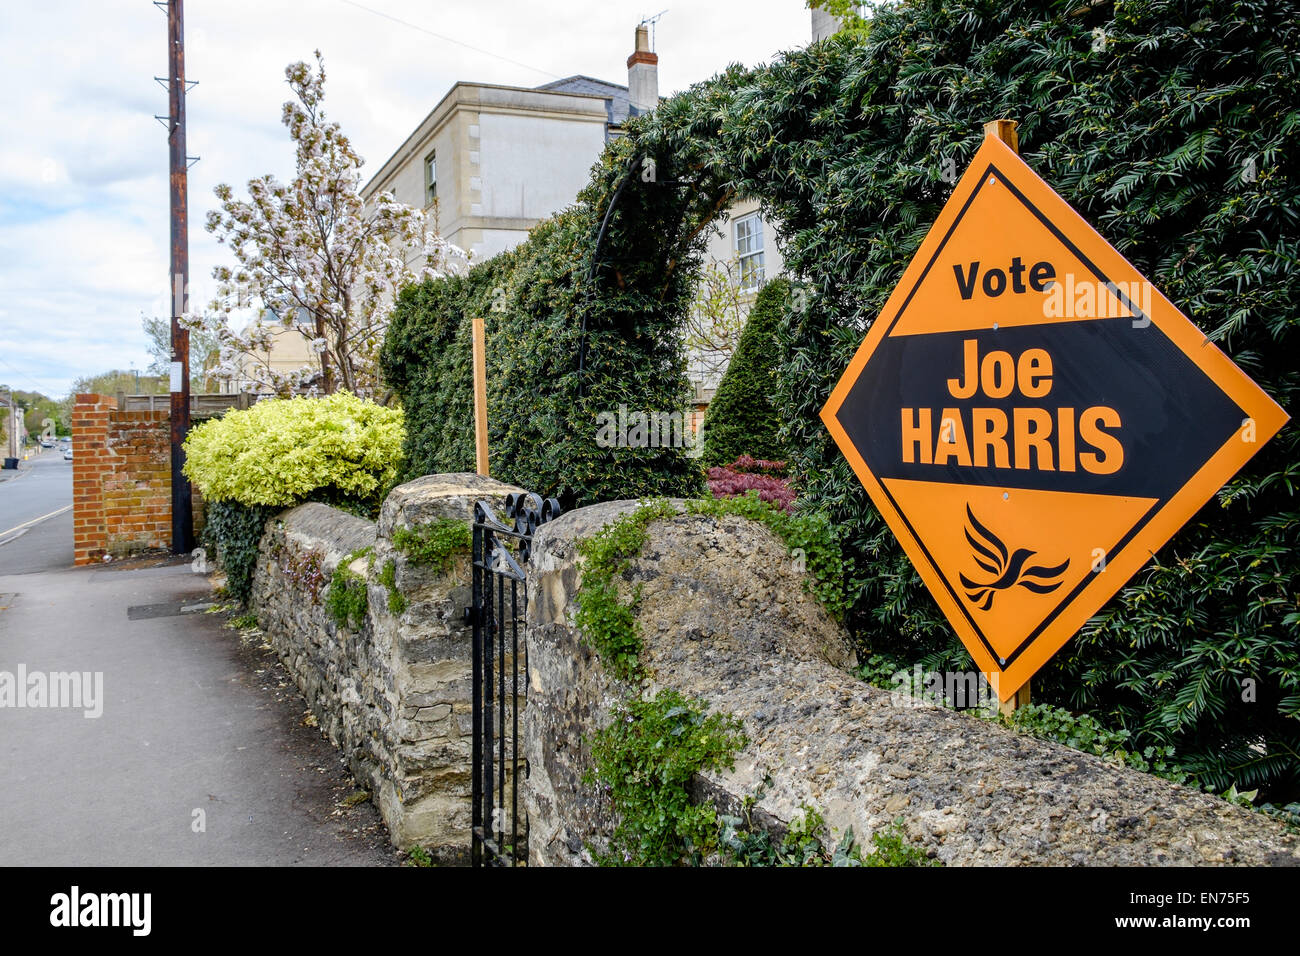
[469,491,561,867]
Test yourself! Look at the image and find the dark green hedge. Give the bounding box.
[756,1,1299,796]
[383,207,705,506]
[701,278,790,467]
[383,256,504,478]
[384,0,1299,794]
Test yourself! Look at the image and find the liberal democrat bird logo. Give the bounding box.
[960,505,1069,611]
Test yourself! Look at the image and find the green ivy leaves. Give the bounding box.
[585,689,746,867]
[325,547,372,631]
[574,500,677,681]
[203,501,276,606]
[392,519,471,575]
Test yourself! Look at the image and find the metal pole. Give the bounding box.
[168,0,194,554]
[470,521,483,866]
[5,386,14,460]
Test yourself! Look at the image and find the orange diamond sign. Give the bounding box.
[821,133,1289,701]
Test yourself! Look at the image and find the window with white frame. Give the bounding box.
[734,213,765,291]
[424,151,437,206]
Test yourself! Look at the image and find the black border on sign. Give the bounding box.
[841,161,1170,671]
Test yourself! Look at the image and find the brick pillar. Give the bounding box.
[72,393,117,565]
[102,409,171,554]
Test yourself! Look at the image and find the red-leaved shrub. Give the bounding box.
[707,456,794,512]
[726,454,789,477]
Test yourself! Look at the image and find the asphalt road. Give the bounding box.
[0,449,73,575]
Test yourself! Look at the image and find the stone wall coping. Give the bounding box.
[377,472,526,538]
[272,502,377,560]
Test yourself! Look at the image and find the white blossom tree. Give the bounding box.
[196,52,465,397]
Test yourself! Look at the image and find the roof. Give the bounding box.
[537,74,632,126]
[364,76,632,197]
[537,75,626,96]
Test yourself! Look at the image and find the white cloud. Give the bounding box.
[0,0,811,398]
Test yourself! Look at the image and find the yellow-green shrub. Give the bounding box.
[183,392,405,511]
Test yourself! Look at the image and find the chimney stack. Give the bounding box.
[627,23,658,115]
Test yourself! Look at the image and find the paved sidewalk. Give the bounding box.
[0,556,400,865]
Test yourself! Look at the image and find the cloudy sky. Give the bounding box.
[0,0,813,398]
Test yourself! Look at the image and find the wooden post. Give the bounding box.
[983,118,1019,152]
[985,118,1028,716]
[999,679,1031,718]
[471,316,489,476]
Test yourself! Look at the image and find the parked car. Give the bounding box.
[63,448,73,461]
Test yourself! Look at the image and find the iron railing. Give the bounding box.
[469,491,561,867]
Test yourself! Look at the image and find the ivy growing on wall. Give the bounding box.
[720,805,936,867]
[326,547,372,631]
[392,519,471,575]
[574,496,850,682]
[377,558,406,615]
[573,499,678,681]
[203,501,276,606]
[575,501,932,866]
[585,689,747,867]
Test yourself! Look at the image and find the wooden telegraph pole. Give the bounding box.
[166,0,194,554]
[984,117,1032,718]
[471,317,489,476]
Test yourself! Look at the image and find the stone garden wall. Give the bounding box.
[250,472,522,862]
[524,501,1300,867]
[246,478,1300,866]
